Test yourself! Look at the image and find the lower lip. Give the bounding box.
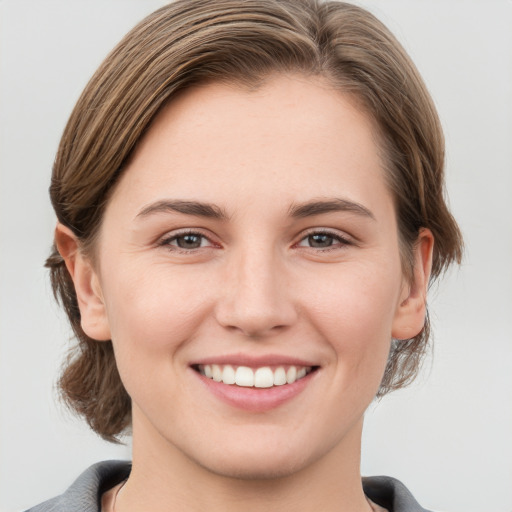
[193,369,316,412]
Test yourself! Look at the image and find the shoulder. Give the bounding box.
[25,461,131,512]
[363,475,433,512]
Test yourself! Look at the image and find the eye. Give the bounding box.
[159,230,215,251]
[303,233,335,248]
[296,230,352,250]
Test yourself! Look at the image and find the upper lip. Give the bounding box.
[190,353,319,368]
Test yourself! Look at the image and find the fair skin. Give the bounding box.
[57,75,433,512]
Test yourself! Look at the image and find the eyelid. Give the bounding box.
[294,227,354,248]
[154,226,354,252]
[157,228,220,250]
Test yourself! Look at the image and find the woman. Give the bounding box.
[28,1,462,511]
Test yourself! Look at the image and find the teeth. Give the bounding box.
[235,366,254,387]
[273,367,287,386]
[254,367,274,388]
[198,364,312,387]
[286,366,297,384]
[212,364,222,382]
[222,365,236,384]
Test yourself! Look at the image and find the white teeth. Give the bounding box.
[222,365,236,384]
[273,366,287,386]
[286,366,297,384]
[254,367,274,388]
[212,364,222,382]
[198,364,312,387]
[235,366,254,387]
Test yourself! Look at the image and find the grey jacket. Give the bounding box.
[26,460,431,512]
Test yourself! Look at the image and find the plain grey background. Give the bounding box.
[0,1,511,511]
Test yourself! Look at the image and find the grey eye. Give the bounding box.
[175,234,204,249]
[307,234,334,248]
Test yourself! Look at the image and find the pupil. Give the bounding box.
[309,234,333,248]
[177,234,201,249]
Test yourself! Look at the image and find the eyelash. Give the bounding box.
[157,228,353,253]
[157,229,217,253]
[294,229,353,251]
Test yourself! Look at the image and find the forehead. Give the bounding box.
[109,74,389,218]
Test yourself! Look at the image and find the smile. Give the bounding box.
[196,364,314,388]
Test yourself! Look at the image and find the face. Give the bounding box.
[67,75,430,480]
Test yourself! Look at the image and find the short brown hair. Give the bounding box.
[47,0,463,441]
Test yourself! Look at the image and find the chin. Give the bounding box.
[196,454,310,481]
[184,435,323,482]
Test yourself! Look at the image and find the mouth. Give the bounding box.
[193,364,317,388]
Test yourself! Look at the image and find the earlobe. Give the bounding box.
[392,228,434,340]
[54,223,111,341]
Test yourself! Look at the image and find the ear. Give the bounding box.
[54,223,111,341]
[392,228,434,340]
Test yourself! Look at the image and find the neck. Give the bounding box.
[117,411,371,512]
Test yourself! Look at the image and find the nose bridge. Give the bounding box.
[216,241,296,336]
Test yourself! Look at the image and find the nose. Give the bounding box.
[214,247,298,338]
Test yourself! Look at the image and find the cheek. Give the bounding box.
[101,260,213,354]
[301,262,401,367]
[307,261,400,325]
[99,262,213,411]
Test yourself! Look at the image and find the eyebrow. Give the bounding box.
[136,200,229,220]
[136,197,375,222]
[289,198,376,220]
